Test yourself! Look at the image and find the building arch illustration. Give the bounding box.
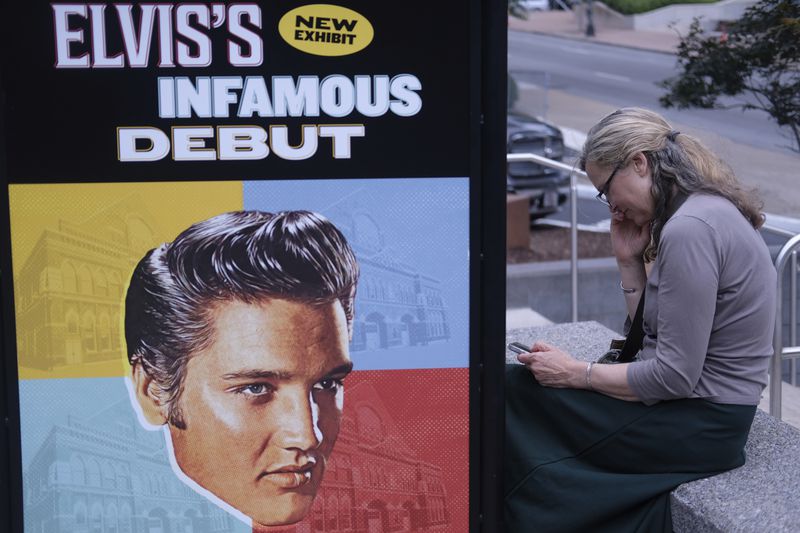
[77,265,93,295]
[73,500,88,528]
[108,271,122,299]
[105,502,118,533]
[85,457,101,487]
[119,503,132,533]
[339,493,353,529]
[364,312,387,349]
[325,493,338,530]
[94,269,108,297]
[147,507,170,533]
[98,312,111,351]
[81,310,96,353]
[366,499,388,532]
[90,501,104,533]
[62,261,78,293]
[70,454,85,485]
[101,460,115,489]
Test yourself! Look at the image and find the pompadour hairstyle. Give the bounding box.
[125,210,359,428]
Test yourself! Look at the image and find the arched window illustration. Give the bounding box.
[108,271,121,298]
[312,495,324,532]
[111,312,121,349]
[119,503,132,533]
[98,313,111,351]
[115,464,129,490]
[81,311,96,352]
[339,493,353,529]
[74,501,88,526]
[85,458,101,487]
[326,493,338,530]
[90,502,103,533]
[66,309,79,335]
[77,265,93,295]
[71,455,85,485]
[62,262,77,293]
[101,461,115,489]
[94,270,108,297]
[105,503,118,533]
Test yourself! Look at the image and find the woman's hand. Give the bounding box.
[517,341,586,389]
[610,211,650,265]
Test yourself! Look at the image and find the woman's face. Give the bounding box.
[586,152,655,227]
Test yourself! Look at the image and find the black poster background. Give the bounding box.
[1,1,471,182]
[0,1,507,531]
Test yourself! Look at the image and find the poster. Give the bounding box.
[1,1,503,532]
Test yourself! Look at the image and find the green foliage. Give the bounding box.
[603,0,716,16]
[660,0,800,152]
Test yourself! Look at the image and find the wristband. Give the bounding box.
[585,362,595,390]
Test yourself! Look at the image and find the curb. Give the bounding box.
[509,27,678,56]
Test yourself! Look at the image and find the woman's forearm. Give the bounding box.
[582,361,640,402]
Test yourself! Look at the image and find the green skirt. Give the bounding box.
[505,364,756,533]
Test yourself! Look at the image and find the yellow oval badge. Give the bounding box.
[279,4,373,57]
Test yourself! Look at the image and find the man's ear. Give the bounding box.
[131,362,169,426]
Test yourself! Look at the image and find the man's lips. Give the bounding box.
[259,461,317,489]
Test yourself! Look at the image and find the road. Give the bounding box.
[508,31,800,216]
[508,31,794,154]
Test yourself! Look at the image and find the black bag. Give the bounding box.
[597,288,645,364]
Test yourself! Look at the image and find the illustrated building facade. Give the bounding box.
[14,197,451,371]
[23,381,451,533]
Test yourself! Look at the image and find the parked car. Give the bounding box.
[506,111,569,218]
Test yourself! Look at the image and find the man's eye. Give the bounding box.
[313,378,344,392]
[236,384,273,397]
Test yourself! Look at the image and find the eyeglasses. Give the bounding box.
[595,162,623,207]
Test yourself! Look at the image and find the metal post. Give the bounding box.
[771,234,800,418]
[506,153,584,323]
[791,251,797,385]
[570,169,578,322]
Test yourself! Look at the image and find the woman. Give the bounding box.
[505,108,776,532]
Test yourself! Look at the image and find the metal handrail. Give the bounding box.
[507,152,585,321]
[770,234,800,418]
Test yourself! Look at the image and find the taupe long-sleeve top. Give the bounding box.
[627,193,776,405]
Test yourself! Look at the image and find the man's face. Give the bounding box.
[168,298,352,527]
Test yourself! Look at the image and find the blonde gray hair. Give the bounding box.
[579,107,763,261]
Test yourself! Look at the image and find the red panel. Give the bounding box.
[256,368,470,533]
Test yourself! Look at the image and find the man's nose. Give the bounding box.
[275,390,323,451]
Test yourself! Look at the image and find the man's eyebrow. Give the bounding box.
[221,361,353,381]
[221,370,293,381]
[327,362,354,376]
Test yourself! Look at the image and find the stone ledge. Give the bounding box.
[506,321,800,532]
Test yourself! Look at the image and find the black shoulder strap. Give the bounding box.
[619,289,646,363]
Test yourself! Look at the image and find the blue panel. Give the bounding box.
[244,177,470,369]
[19,378,252,533]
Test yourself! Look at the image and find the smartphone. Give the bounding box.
[507,342,532,355]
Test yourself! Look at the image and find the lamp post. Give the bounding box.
[585,0,595,37]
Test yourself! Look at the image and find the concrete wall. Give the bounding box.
[631,0,757,33]
[507,257,628,333]
[574,0,757,34]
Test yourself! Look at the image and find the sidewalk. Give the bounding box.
[509,9,680,54]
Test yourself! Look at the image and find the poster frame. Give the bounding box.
[0,0,508,530]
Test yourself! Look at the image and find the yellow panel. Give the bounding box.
[8,181,243,380]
